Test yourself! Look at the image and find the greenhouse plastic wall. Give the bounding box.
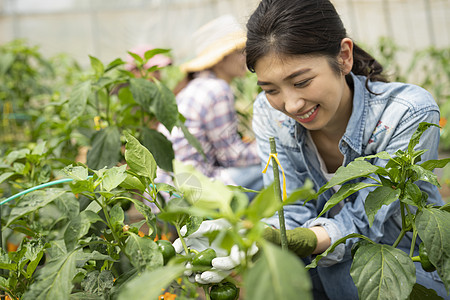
[0,0,449,67]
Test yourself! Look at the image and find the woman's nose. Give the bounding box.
[284,94,305,115]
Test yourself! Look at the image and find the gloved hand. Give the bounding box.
[262,226,317,258]
[172,218,231,256]
[172,219,258,284]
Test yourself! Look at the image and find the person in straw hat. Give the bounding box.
[169,14,263,200]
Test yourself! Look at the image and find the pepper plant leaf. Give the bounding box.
[284,179,315,205]
[126,197,156,237]
[173,160,233,216]
[129,77,156,113]
[89,55,104,78]
[22,250,78,300]
[407,122,439,155]
[81,270,114,297]
[409,283,443,300]
[402,181,423,207]
[63,165,89,182]
[318,182,380,218]
[420,158,450,171]
[244,242,312,300]
[317,160,379,194]
[24,240,50,278]
[109,204,125,229]
[101,164,127,192]
[177,117,207,160]
[141,127,174,172]
[306,233,368,269]
[105,57,125,72]
[350,243,416,300]
[69,80,91,121]
[124,232,163,271]
[246,182,281,223]
[416,207,450,292]
[365,186,401,227]
[117,265,185,300]
[119,172,146,191]
[355,151,392,161]
[87,126,121,170]
[143,48,170,60]
[7,188,70,226]
[64,210,104,251]
[0,172,14,185]
[150,81,178,132]
[409,165,440,187]
[124,131,157,180]
[22,249,114,300]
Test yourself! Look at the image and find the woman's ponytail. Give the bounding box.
[352,43,388,83]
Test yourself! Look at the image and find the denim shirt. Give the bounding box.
[253,73,443,266]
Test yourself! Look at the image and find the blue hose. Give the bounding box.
[0,178,74,206]
[0,178,180,206]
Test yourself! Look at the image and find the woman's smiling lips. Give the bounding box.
[295,105,319,123]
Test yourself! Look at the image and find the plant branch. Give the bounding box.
[405,204,418,257]
[269,137,288,251]
[392,229,406,248]
[203,285,211,300]
[101,199,125,251]
[174,223,189,255]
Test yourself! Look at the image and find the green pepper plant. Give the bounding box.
[0,130,315,299]
[307,122,450,300]
[116,132,316,300]
[67,49,205,173]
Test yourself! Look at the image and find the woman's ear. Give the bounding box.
[339,38,354,75]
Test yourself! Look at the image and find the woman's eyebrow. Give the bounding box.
[284,68,311,81]
[257,68,312,86]
[256,80,270,86]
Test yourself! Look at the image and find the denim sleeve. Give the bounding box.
[252,92,319,229]
[305,109,442,266]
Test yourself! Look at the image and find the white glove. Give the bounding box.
[172,219,259,284]
[172,218,231,256]
[195,244,259,284]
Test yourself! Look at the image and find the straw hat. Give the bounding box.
[180,14,247,73]
[125,44,172,71]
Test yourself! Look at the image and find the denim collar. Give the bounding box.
[341,73,367,156]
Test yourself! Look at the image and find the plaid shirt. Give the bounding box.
[169,70,260,184]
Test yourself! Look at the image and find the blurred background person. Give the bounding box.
[169,14,263,201]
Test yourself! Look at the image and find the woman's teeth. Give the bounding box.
[299,106,317,119]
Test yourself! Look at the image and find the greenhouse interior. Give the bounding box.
[0,0,449,299]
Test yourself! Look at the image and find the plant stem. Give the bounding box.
[106,87,111,125]
[392,229,406,248]
[175,223,189,255]
[405,204,418,257]
[411,256,420,262]
[149,178,164,212]
[269,137,288,251]
[101,200,124,251]
[410,230,418,257]
[203,285,211,300]
[400,202,407,229]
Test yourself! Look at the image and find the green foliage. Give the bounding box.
[0,40,82,157]
[350,243,416,300]
[0,132,317,299]
[309,122,450,299]
[244,242,312,300]
[1,36,448,299]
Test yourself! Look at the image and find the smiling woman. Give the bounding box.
[245,0,448,299]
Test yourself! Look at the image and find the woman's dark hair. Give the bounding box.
[246,0,388,87]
